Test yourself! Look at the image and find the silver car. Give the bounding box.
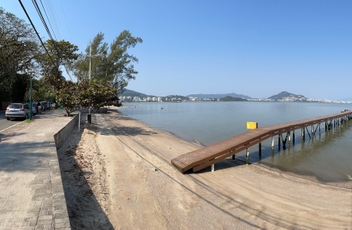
[5,103,30,120]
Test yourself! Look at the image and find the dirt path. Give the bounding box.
[58,110,352,229]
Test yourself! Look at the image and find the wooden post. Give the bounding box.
[259,143,262,159]
[246,149,250,165]
[292,131,295,145]
[211,164,214,172]
[278,135,281,151]
[271,137,275,149]
[282,133,288,150]
[230,150,235,160]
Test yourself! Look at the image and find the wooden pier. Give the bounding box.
[171,111,352,173]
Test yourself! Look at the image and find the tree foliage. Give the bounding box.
[74,30,142,89]
[55,80,79,115]
[0,8,142,113]
[0,7,39,102]
[38,39,79,90]
[78,79,118,109]
[55,79,117,115]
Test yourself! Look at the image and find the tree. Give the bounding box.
[0,8,39,102]
[11,73,31,102]
[78,79,117,109]
[74,30,142,90]
[54,79,117,115]
[55,80,79,115]
[38,39,79,90]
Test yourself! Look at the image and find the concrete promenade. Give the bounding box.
[0,109,73,229]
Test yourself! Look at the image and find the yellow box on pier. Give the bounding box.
[247,122,258,129]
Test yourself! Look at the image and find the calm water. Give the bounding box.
[119,102,352,182]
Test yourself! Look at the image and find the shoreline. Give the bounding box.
[116,107,352,189]
[255,162,352,190]
[58,108,352,229]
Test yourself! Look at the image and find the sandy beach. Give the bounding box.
[58,108,352,229]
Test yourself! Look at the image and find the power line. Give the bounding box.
[18,0,54,64]
[38,0,58,41]
[31,0,56,46]
[59,0,72,40]
[19,0,74,81]
[43,0,63,40]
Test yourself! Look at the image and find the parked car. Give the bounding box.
[40,101,48,111]
[31,104,37,116]
[5,103,30,120]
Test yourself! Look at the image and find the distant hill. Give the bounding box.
[187,93,251,99]
[121,89,152,97]
[268,91,307,101]
[219,96,247,102]
[121,89,312,102]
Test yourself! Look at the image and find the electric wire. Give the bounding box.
[31,0,55,44]
[19,0,73,81]
[18,0,54,65]
[44,0,63,40]
[37,0,73,81]
[32,0,73,80]
[38,0,58,41]
[59,0,71,40]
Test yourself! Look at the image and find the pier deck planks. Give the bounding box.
[171,111,352,173]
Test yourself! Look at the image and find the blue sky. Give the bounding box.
[2,1,351,100]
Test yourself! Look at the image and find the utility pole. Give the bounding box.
[30,76,33,120]
[28,70,33,120]
[86,41,103,116]
[88,42,92,81]
[87,41,92,116]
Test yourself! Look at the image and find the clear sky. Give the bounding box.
[2,1,351,100]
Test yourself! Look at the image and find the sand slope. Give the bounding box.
[58,110,352,229]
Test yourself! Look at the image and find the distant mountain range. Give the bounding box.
[121,89,152,97]
[187,93,251,99]
[121,89,308,101]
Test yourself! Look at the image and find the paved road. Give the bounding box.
[0,111,22,132]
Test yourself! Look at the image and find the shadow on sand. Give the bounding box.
[57,122,114,229]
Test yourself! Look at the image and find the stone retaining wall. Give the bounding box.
[54,114,79,149]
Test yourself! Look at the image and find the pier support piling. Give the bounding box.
[271,137,275,149]
[259,143,262,159]
[246,149,250,165]
[301,128,305,141]
[305,127,311,139]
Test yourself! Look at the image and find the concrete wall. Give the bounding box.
[54,114,79,149]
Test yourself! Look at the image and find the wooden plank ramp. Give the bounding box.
[171,111,352,173]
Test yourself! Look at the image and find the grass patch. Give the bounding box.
[24,119,35,124]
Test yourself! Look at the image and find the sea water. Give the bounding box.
[119,102,352,183]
